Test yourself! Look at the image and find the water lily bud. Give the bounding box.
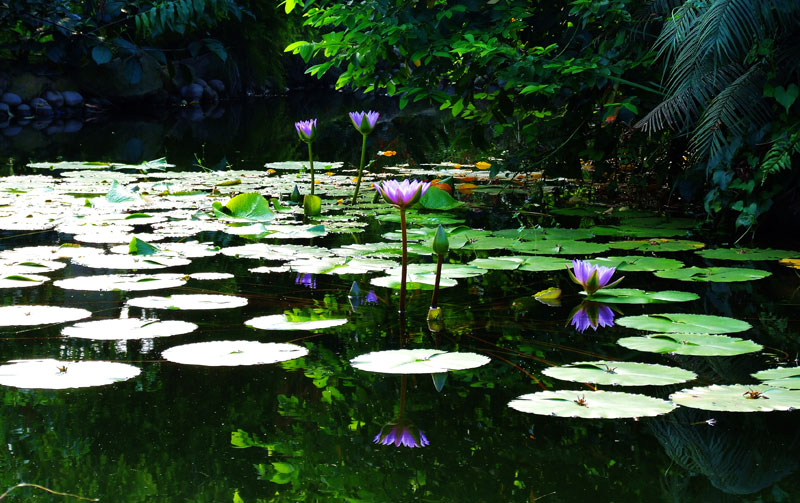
[432,224,449,255]
[290,185,301,203]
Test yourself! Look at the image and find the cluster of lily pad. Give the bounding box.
[1,157,799,433]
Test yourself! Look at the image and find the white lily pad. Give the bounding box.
[0,359,140,389]
[350,349,490,374]
[751,367,800,389]
[617,333,763,356]
[542,361,697,386]
[0,274,50,288]
[127,294,248,310]
[54,274,187,291]
[670,385,800,412]
[288,257,398,275]
[188,272,235,280]
[616,313,751,334]
[63,318,197,340]
[0,305,92,326]
[71,254,191,270]
[508,390,676,418]
[0,259,67,274]
[246,314,348,331]
[370,274,458,290]
[162,340,308,366]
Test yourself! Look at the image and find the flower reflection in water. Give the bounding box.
[373,418,430,448]
[365,290,379,304]
[569,301,615,333]
[295,273,316,289]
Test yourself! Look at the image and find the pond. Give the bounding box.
[1,96,800,503]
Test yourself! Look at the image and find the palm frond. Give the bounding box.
[758,123,800,183]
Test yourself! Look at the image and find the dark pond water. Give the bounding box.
[1,96,800,503]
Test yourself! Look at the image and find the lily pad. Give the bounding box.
[508,390,676,418]
[212,193,274,222]
[654,266,771,282]
[587,288,699,304]
[127,294,248,310]
[71,254,191,270]
[54,274,187,292]
[493,227,594,241]
[591,256,684,272]
[513,240,610,255]
[617,333,763,356]
[0,305,92,326]
[607,239,705,252]
[246,314,348,331]
[616,313,751,334]
[63,318,197,340]
[0,359,141,389]
[751,367,800,389]
[288,257,397,275]
[696,248,800,261]
[670,385,800,412]
[542,361,697,386]
[420,186,463,210]
[162,341,308,366]
[370,274,458,290]
[350,349,490,374]
[0,274,50,288]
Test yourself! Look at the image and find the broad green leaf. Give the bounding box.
[493,227,594,241]
[128,294,248,310]
[508,390,676,418]
[670,385,800,412]
[587,288,699,304]
[607,239,705,252]
[420,186,463,210]
[542,361,696,386]
[162,341,308,366]
[752,367,800,389]
[512,240,609,255]
[654,266,771,282]
[695,248,800,261]
[350,349,490,374]
[616,313,751,334]
[212,193,274,222]
[617,333,762,356]
[590,256,684,272]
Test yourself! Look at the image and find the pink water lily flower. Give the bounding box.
[375,179,431,209]
[349,110,380,134]
[567,259,623,295]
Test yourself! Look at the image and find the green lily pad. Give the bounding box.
[587,288,699,304]
[493,227,595,241]
[616,313,751,334]
[617,333,763,356]
[370,273,458,290]
[162,341,308,366]
[607,239,705,252]
[0,274,50,288]
[403,263,488,279]
[105,180,143,203]
[245,314,348,331]
[670,385,800,412]
[129,237,159,255]
[212,193,275,222]
[420,186,463,210]
[350,349,490,374]
[654,266,771,282]
[288,257,397,275]
[590,256,684,272]
[468,256,525,271]
[71,254,191,270]
[0,359,141,389]
[508,390,676,419]
[63,318,197,340]
[590,226,689,238]
[0,305,92,326]
[542,361,696,386]
[376,212,465,226]
[127,294,248,310]
[512,240,610,255]
[751,367,800,389]
[696,248,800,261]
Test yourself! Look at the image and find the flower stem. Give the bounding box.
[431,253,443,308]
[399,207,408,314]
[352,133,367,204]
[308,142,315,196]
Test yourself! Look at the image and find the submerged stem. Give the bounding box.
[431,253,444,308]
[400,207,408,314]
[308,142,315,196]
[352,133,368,204]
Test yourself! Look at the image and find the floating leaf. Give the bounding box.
[654,266,771,282]
[617,333,762,356]
[670,385,800,412]
[288,257,397,275]
[542,361,697,386]
[0,305,92,326]
[696,248,800,261]
[212,193,274,222]
[751,367,800,389]
[0,274,50,288]
[63,318,197,340]
[350,349,490,374]
[127,294,248,310]
[591,256,684,272]
[508,390,676,418]
[71,254,191,270]
[513,240,610,255]
[129,237,159,255]
[0,359,141,389]
[246,314,348,331]
[493,227,594,241]
[616,314,751,334]
[420,186,463,210]
[162,341,308,366]
[370,274,458,290]
[54,274,187,291]
[607,239,705,252]
[587,288,699,304]
[105,180,142,203]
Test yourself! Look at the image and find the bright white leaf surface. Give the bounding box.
[0,274,50,288]
[54,274,187,291]
[0,305,91,326]
[127,294,247,310]
[246,314,348,331]
[670,385,800,412]
[0,359,140,389]
[350,349,490,374]
[71,254,191,270]
[508,390,677,418]
[63,318,197,340]
[162,340,308,366]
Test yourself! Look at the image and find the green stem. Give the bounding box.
[352,133,367,204]
[431,253,443,308]
[308,142,315,196]
[400,207,407,314]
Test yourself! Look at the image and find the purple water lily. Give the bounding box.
[567,259,623,295]
[376,179,431,210]
[349,110,380,135]
[373,418,430,448]
[569,301,615,333]
[294,118,317,143]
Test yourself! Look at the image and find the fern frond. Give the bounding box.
[697,0,761,64]
[758,124,800,183]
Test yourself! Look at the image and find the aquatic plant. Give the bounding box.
[373,418,430,448]
[428,224,449,327]
[568,301,615,333]
[349,110,380,204]
[294,119,318,196]
[375,179,431,313]
[567,259,623,295]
